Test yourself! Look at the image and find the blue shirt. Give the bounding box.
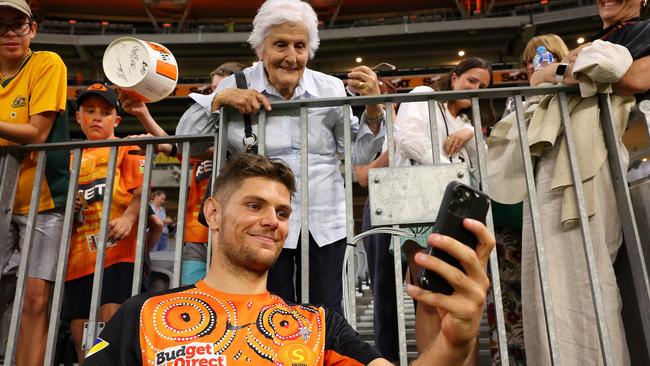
[214,62,385,248]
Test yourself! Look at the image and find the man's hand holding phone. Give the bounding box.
[406,218,494,365]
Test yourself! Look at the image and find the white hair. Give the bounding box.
[247,0,320,59]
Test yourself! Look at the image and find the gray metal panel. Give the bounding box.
[44,148,82,366]
[427,99,442,165]
[368,164,469,226]
[513,95,561,365]
[258,109,266,156]
[470,97,509,365]
[172,142,191,288]
[3,151,46,366]
[342,104,356,327]
[383,101,408,366]
[206,133,220,270]
[300,107,310,303]
[0,151,20,281]
[83,146,119,352]
[599,94,650,358]
[132,144,154,296]
[558,92,613,365]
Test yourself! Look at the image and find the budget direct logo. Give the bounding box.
[155,343,227,366]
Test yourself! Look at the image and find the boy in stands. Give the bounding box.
[0,0,68,364]
[84,153,495,366]
[62,84,145,363]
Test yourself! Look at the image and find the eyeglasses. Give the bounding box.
[372,62,397,71]
[0,22,32,36]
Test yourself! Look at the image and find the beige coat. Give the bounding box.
[487,40,635,230]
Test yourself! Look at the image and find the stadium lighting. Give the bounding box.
[577,37,585,44]
[101,21,109,27]
[458,50,466,57]
[163,23,172,28]
[355,57,363,63]
[68,19,77,24]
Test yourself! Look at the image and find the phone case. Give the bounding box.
[418,181,490,295]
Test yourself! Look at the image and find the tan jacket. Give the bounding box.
[488,40,635,230]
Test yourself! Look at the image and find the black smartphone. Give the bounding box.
[418,181,490,295]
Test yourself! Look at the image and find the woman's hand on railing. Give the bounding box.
[211,88,272,114]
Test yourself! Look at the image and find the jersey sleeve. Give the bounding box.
[120,146,145,193]
[29,52,67,116]
[83,295,144,365]
[324,309,382,365]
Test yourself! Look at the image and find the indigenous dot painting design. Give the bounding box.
[139,287,326,365]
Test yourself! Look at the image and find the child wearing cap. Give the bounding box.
[61,84,145,363]
[0,0,68,364]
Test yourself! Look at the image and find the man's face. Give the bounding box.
[76,95,120,141]
[0,8,35,62]
[260,22,309,99]
[210,177,291,274]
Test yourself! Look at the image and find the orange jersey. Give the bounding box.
[184,160,211,243]
[66,145,145,281]
[84,281,381,365]
[0,51,69,214]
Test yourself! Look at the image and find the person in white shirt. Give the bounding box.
[208,0,386,313]
[394,57,493,359]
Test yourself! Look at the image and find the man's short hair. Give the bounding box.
[210,62,246,79]
[213,153,296,202]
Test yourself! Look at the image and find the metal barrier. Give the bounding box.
[0,85,648,366]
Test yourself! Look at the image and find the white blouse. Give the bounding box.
[394,86,474,167]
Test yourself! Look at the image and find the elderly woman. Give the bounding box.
[210,0,385,313]
[517,1,650,365]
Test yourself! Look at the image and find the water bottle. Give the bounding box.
[532,45,554,71]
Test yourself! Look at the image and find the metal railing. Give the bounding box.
[0,85,647,366]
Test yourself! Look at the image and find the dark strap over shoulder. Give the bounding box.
[234,71,257,154]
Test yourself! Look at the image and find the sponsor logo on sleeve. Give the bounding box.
[85,338,109,358]
[155,343,227,366]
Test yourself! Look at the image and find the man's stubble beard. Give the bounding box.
[217,222,280,278]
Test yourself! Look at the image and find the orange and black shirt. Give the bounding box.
[66,145,144,281]
[184,159,211,244]
[84,281,381,365]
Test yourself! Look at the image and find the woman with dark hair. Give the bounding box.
[394,57,493,360]
[396,57,494,174]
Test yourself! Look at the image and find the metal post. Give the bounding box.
[3,150,46,366]
[427,99,442,165]
[44,148,82,366]
[206,133,219,270]
[131,144,154,295]
[599,93,650,356]
[258,109,266,156]
[83,146,119,352]
[0,151,20,273]
[385,101,408,366]
[342,104,356,327]
[513,95,560,365]
[172,142,191,288]
[300,107,310,304]
[470,97,510,365]
[558,92,613,365]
